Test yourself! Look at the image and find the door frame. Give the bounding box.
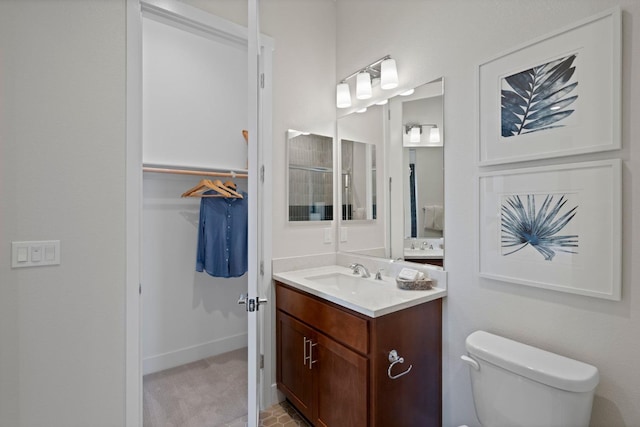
[125,0,273,425]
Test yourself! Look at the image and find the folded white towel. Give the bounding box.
[398,268,419,281]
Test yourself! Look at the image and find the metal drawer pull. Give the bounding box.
[388,349,412,380]
[309,342,318,369]
[303,337,311,367]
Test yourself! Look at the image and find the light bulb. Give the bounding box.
[429,127,441,143]
[356,72,372,100]
[336,83,351,108]
[410,126,421,143]
[380,58,398,90]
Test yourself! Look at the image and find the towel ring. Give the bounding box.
[388,349,412,380]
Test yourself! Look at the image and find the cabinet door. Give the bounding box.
[314,333,368,427]
[276,311,314,421]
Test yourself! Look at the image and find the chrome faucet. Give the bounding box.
[421,241,433,250]
[349,263,371,278]
[421,240,433,249]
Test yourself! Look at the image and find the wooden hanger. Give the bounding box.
[181,179,243,199]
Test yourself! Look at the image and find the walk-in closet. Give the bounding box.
[140,3,251,425]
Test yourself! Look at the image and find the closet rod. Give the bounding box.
[143,165,248,179]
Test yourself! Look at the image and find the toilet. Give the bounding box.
[461,330,599,427]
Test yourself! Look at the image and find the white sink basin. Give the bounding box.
[305,272,385,294]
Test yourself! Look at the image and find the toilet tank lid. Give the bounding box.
[466,331,599,393]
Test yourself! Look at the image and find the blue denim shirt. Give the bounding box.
[196,191,248,278]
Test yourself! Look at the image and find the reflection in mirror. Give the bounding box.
[341,140,376,220]
[287,130,333,222]
[336,78,444,269]
[337,105,383,223]
[399,82,444,267]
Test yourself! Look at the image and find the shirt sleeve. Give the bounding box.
[195,198,206,272]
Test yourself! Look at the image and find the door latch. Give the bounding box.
[238,294,268,312]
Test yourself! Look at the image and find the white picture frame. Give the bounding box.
[477,7,621,166]
[478,159,621,300]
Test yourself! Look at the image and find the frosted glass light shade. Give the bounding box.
[429,127,441,143]
[356,72,372,99]
[380,58,398,90]
[410,126,421,143]
[336,83,351,108]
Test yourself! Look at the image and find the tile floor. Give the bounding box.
[224,400,311,427]
[259,401,311,426]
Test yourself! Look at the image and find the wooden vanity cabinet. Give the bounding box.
[275,281,442,427]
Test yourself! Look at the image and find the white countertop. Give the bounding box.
[273,265,446,318]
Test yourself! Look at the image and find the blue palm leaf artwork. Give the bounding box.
[501,53,578,137]
[501,194,578,261]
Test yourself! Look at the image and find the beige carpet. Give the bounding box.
[143,348,248,427]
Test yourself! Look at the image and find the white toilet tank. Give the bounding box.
[462,330,599,427]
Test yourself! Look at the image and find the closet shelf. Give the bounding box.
[143,163,248,179]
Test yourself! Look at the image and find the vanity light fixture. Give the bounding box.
[405,124,441,145]
[336,55,399,108]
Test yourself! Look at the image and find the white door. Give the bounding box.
[246,1,274,424]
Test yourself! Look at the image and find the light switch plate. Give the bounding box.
[11,240,60,268]
[340,227,348,242]
[323,228,332,244]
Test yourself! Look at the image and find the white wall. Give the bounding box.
[337,1,640,426]
[0,1,127,426]
[261,0,337,259]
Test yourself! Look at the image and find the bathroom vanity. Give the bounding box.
[274,266,445,427]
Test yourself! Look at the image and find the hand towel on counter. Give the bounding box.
[196,191,248,278]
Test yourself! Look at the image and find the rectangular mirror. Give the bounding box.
[402,91,444,267]
[287,130,334,222]
[337,78,445,269]
[337,105,384,222]
[341,139,376,220]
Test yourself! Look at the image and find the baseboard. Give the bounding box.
[143,333,248,375]
[266,383,285,408]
